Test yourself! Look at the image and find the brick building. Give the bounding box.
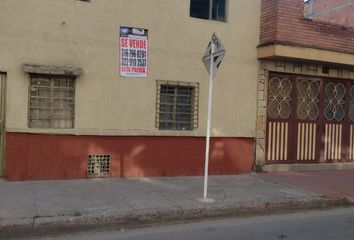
[305,0,354,27]
[257,0,354,171]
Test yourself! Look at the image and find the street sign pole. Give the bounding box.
[199,33,224,203]
[203,42,215,199]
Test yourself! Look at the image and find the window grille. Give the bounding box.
[87,154,111,178]
[156,80,199,131]
[268,77,292,119]
[190,0,226,22]
[28,74,75,128]
[296,79,321,121]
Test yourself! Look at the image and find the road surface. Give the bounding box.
[26,207,354,240]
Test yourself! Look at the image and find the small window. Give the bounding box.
[156,81,199,131]
[190,0,226,22]
[28,74,75,129]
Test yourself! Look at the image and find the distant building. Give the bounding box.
[257,0,354,171]
[305,0,354,27]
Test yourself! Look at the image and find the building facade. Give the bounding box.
[256,0,354,171]
[2,0,353,181]
[305,0,354,27]
[0,0,260,180]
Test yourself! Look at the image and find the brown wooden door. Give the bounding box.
[292,76,322,163]
[319,80,353,163]
[266,74,294,163]
[266,73,354,164]
[346,84,354,162]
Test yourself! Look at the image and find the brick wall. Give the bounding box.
[311,0,352,13]
[260,0,354,54]
[259,0,279,47]
[306,0,354,27]
[313,6,354,27]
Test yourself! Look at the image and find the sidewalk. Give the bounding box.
[259,170,354,203]
[0,174,351,239]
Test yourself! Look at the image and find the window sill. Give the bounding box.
[189,16,227,23]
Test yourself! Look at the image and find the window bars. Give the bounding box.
[29,74,75,128]
[156,80,199,131]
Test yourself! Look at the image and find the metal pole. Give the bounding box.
[203,42,215,199]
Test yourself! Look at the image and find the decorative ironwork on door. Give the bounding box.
[295,78,321,162]
[267,76,292,162]
[324,82,345,121]
[297,79,320,121]
[323,82,345,161]
[266,73,354,164]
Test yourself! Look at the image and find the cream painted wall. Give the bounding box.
[0,0,260,137]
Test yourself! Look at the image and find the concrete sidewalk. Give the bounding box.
[0,174,350,239]
[259,170,354,203]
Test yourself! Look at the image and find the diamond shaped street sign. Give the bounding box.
[202,33,225,78]
[200,33,226,201]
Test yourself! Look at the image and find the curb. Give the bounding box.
[0,197,352,239]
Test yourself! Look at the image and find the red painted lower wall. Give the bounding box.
[4,133,254,181]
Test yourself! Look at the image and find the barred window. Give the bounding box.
[29,74,75,128]
[156,81,199,131]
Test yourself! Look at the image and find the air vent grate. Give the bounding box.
[87,154,111,177]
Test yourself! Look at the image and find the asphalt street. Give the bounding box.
[26,207,354,240]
